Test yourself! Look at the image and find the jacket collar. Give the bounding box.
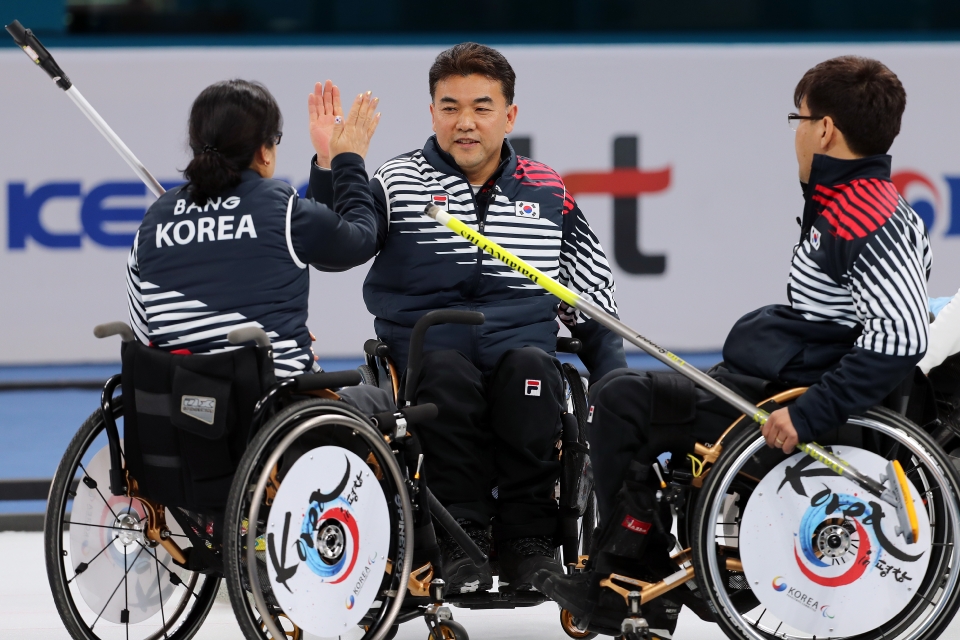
[422,135,517,185]
[240,169,263,182]
[804,153,892,197]
[799,153,892,235]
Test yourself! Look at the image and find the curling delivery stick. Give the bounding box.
[5,20,165,198]
[424,203,919,541]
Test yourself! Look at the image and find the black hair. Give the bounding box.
[794,56,906,157]
[182,79,282,203]
[429,42,516,105]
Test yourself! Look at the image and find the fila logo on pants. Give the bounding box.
[525,379,541,396]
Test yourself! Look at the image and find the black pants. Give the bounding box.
[414,348,563,540]
[589,366,777,525]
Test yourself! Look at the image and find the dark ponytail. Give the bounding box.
[182,79,283,204]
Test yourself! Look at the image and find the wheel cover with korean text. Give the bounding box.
[740,446,931,636]
[266,445,390,637]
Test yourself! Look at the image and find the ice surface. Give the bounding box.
[3,531,953,640]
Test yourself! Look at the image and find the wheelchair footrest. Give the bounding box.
[446,590,549,609]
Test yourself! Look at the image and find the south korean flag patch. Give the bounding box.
[515,201,540,219]
[810,226,821,250]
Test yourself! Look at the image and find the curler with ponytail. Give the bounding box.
[182,79,283,204]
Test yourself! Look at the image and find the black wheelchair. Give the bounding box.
[43,310,596,640]
[553,375,960,640]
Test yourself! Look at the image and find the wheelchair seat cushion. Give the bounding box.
[120,340,275,511]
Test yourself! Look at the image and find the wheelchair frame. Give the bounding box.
[45,311,597,640]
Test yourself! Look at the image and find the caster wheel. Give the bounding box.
[560,608,597,639]
[429,620,470,640]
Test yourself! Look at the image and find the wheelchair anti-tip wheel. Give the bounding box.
[223,398,414,640]
[691,407,960,640]
[44,398,220,640]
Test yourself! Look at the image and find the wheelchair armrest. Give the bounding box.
[294,370,363,392]
[93,322,136,342]
[557,337,582,354]
[372,403,439,435]
[363,339,390,358]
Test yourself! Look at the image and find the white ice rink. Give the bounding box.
[0,530,726,640]
[5,529,960,640]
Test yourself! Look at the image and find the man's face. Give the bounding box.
[430,74,518,182]
[795,98,823,184]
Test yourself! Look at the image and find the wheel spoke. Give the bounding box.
[124,536,130,640]
[135,540,200,600]
[67,535,117,586]
[752,608,765,627]
[90,543,145,630]
[78,461,120,521]
[68,520,190,539]
[155,550,168,638]
[125,496,132,640]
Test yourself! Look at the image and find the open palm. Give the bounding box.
[308,80,342,168]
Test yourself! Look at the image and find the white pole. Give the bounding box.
[65,86,165,198]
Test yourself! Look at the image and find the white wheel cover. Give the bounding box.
[266,446,391,637]
[69,444,185,623]
[740,446,931,636]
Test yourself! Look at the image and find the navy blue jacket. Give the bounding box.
[723,154,931,439]
[128,153,378,377]
[308,136,626,381]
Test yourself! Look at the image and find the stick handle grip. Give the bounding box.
[5,20,72,90]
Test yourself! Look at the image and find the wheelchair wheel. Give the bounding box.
[428,620,469,640]
[691,407,960,640]
[223,398,414,640]
[44,396,220,640]
[357,365,379,387]
[561,363,589,436]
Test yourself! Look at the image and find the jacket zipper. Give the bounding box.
[463,176,485,299]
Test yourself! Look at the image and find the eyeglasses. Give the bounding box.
[272,132,283,146]
[787,113,822,132]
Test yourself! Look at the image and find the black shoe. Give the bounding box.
[498,535,562,591]
[533,568,593,616]
[437,518,493,594]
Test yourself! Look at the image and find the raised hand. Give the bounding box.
[329,91,381,161]
[308,80,342,169]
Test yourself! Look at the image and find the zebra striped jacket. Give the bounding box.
[723,154,931,440]
[308,136,626,381]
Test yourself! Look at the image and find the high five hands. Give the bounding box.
[309,80,380,168]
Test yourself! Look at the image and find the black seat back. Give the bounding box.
[120,340,275,512]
